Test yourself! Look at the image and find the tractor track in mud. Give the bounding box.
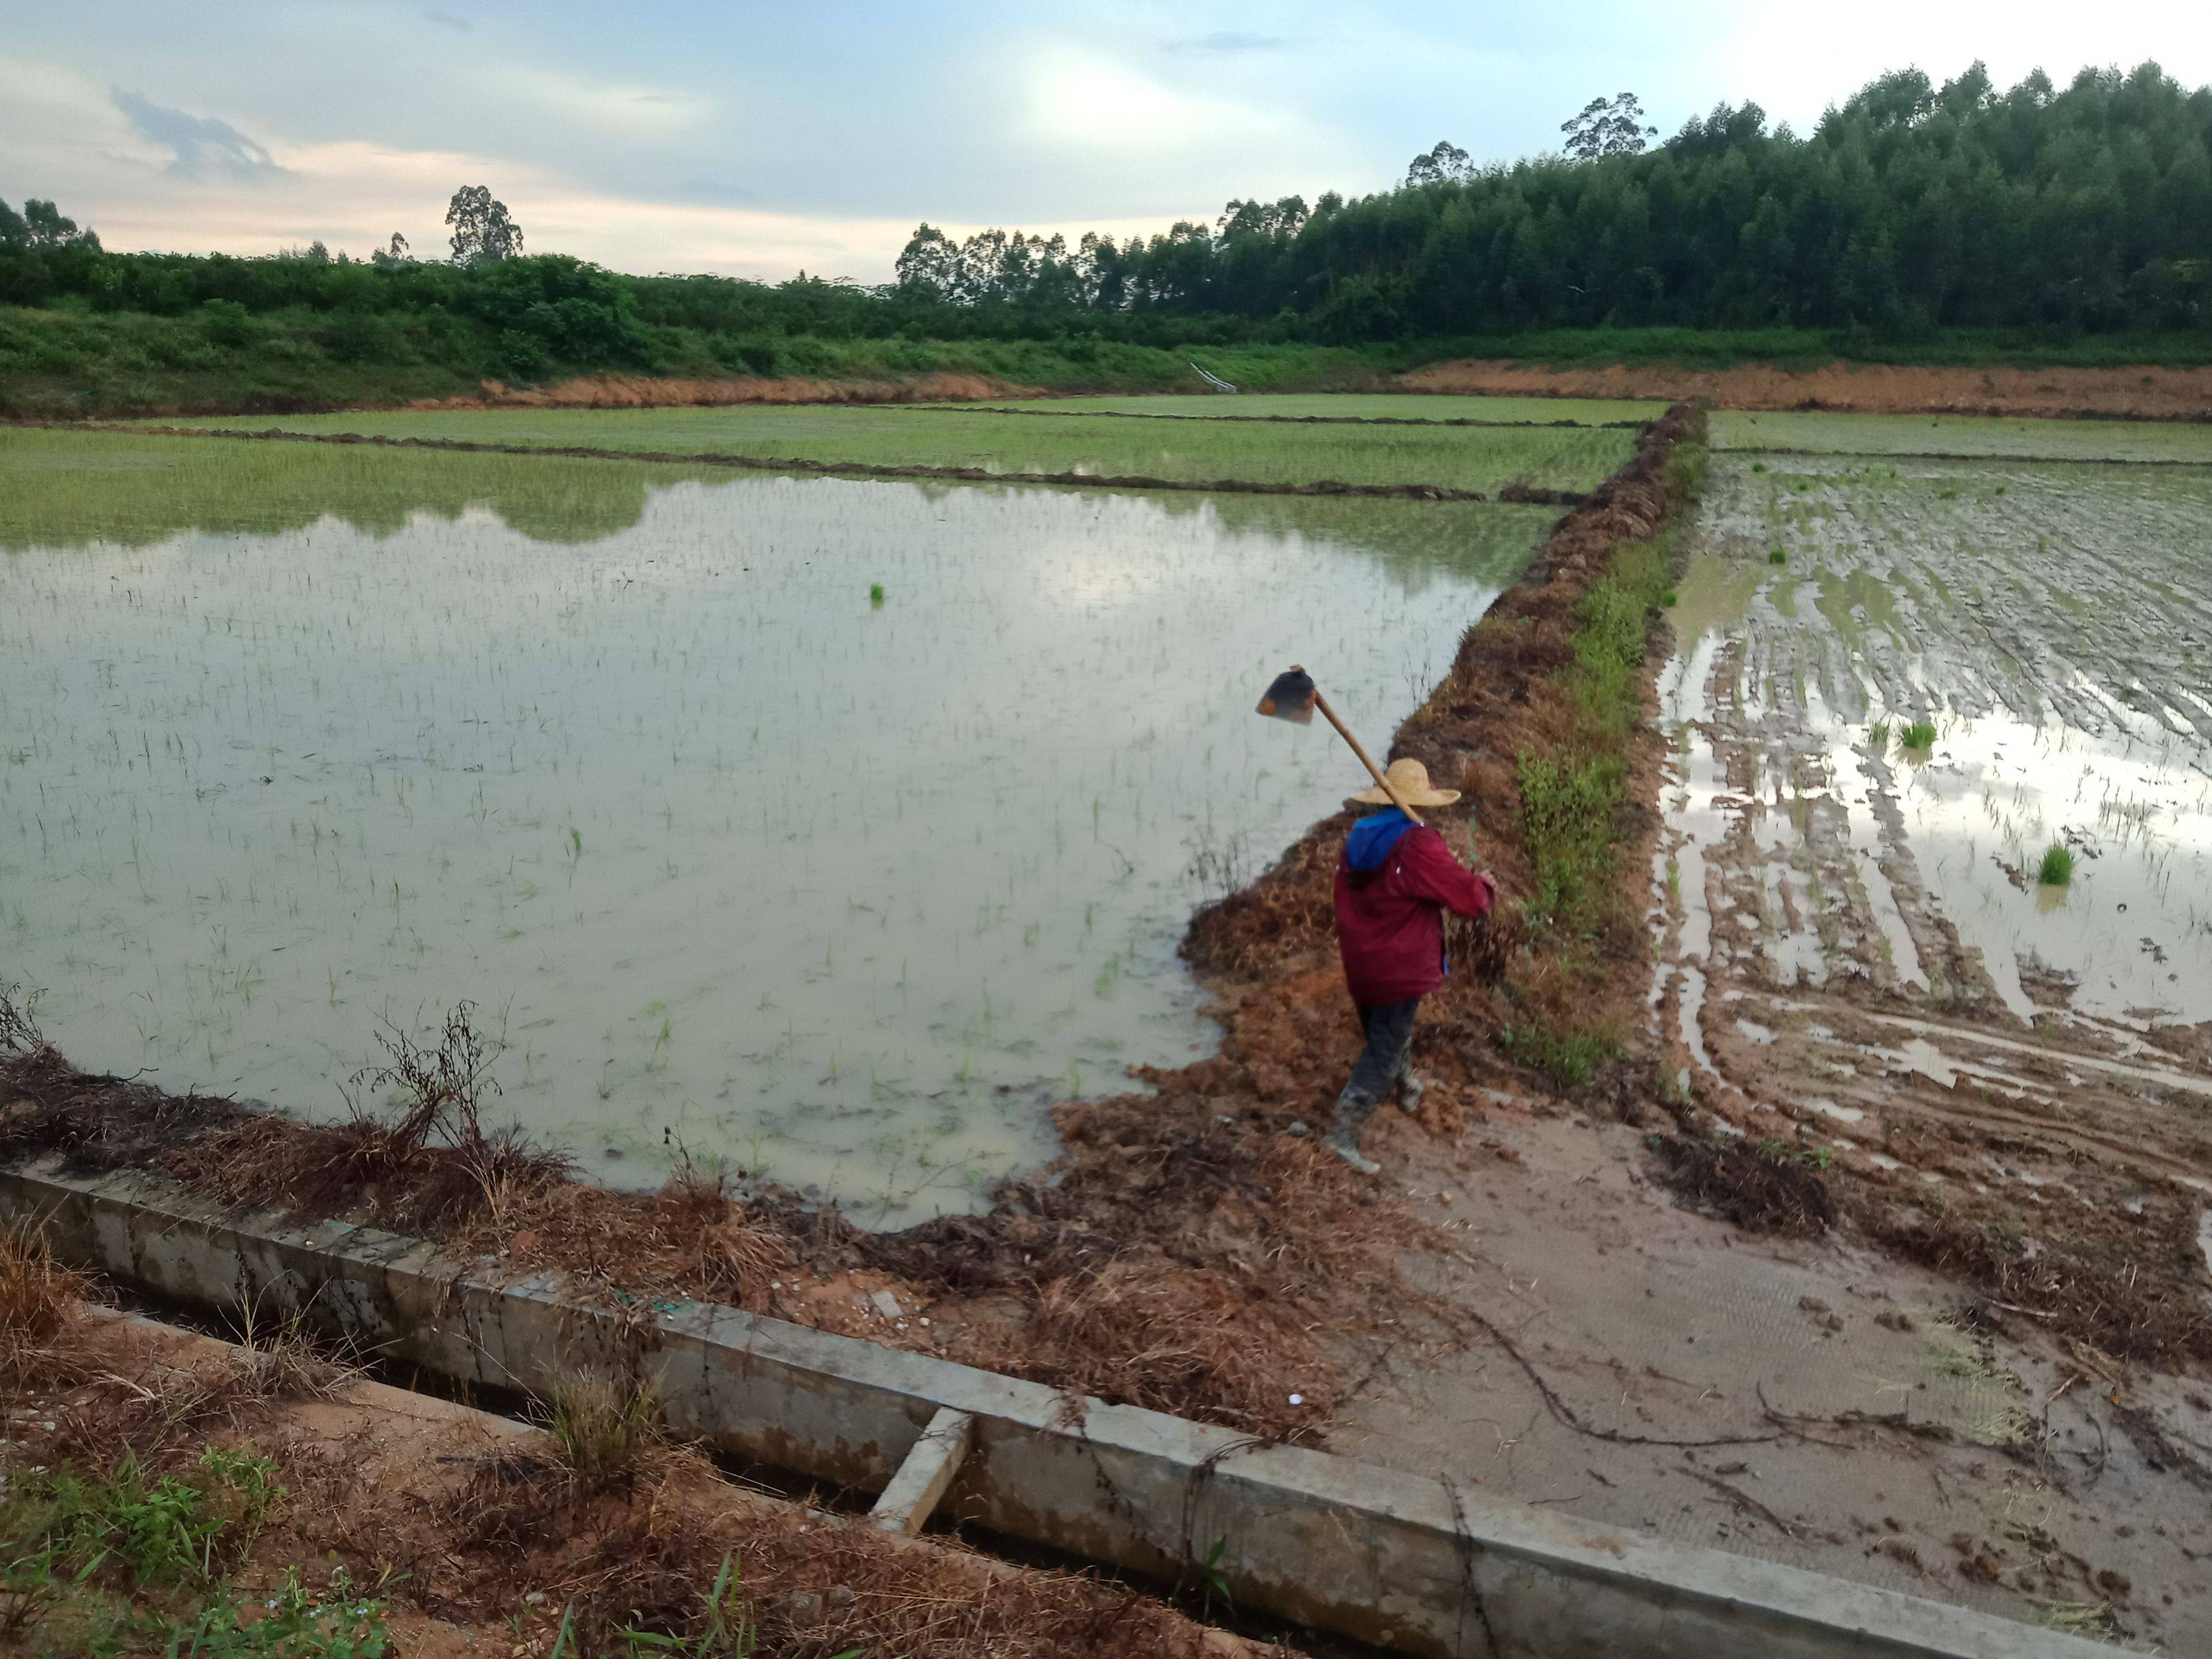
[28,419,1594,506]
[1650,446,2212,1370]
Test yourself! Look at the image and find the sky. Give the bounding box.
[7,1,2209,283]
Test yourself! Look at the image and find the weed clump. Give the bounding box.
[1650,1134,1835,1235]
[172,1002,573,1234]
[2037,842,2075,886]
[544,1376,671,1492]
[1768,547,1787,565]
[1900,719,1938,750]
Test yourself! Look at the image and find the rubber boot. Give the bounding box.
[1321,1089,1381,1175]
[1395,1069,1429,1116]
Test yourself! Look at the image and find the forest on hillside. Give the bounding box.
[889,62,2212,337]
[1,59,2207,401]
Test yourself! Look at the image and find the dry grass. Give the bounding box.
[0,1221,85,1386]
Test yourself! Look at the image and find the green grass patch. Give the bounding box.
[0,1443,392,1656]
[1517,752,1626,936]
[1566,537,1671,739]
[1499,1021,1620,1089]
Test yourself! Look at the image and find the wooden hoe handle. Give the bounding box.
[1311,689,1423,826]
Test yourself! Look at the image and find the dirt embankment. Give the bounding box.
[415,371,1039,411]
[1400,358,2212,421]
[0,411,1698,1446]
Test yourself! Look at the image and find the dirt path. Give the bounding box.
[1399,359,2212,422]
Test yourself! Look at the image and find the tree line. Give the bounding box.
[887,62,2210,337]
[2,59,2206,380]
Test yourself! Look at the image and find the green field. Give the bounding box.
[1715,409,2212,463]
[139,405,1638,495]
[940,392,1664,425]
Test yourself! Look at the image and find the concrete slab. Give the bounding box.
[0,1159,2118,1659]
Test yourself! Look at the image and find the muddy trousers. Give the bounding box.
[1324,998,1421,1154]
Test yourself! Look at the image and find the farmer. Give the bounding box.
[1324,757,1497,1174]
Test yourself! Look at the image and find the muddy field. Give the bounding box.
[1654,442,2212,1242]
[1525,420,2212,1645]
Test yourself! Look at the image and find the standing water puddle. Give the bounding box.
[0,432,1544,1223]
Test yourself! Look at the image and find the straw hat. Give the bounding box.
[1351,757,1460,808]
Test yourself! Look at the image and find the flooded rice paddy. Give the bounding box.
[1715,408,2212,464]
[943,393,1668,424]
[140,405,1636,496]
[1655,422,2212,1204]
[1,430,1549,1221]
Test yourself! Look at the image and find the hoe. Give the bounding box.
[1254,665,1424,823]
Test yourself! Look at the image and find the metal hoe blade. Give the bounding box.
[1255,665,1317,725]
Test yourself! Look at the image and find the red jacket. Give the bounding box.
[1334,817,1496,1006]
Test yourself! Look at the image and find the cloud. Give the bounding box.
[485,66,711,135]
[683,176,758,204]
[110,88,283,180]
[1162,31,1298,54]
[1022,52,1289,155]
[423,8,471,29]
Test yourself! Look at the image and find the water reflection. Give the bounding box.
[1,432,1544,1223]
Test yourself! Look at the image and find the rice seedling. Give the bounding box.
[2037,842,2076,886]
[1867,721,1889,750]
[1768,548,1787,565]
[125,405,1638,496]
[1900,720,1938,750]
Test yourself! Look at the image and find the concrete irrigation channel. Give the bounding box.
[0,1160,2114,1659]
